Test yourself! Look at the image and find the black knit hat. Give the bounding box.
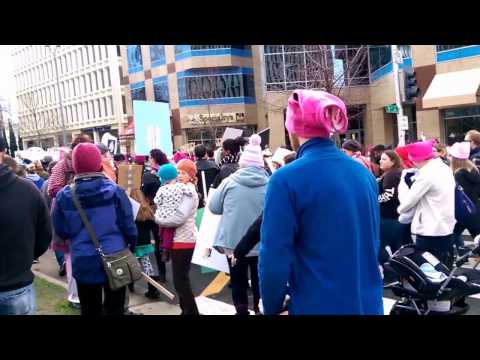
[342,139,362,152]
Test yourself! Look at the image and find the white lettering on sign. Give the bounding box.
[187,113,245,125]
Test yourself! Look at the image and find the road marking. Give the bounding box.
[200,272,230,297]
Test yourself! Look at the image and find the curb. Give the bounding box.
[33,270,68,290]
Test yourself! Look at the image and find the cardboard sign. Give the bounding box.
[118,164,143,192]
[191,188,230,274]
[271,147,295,166]
[222,127,243,141]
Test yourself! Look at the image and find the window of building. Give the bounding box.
[368,45,391,73]
[116,45,121,57]
[106,68,111,87]
[437,45,469,52]
[444,106,480,145]
[122,95,127,114]
[99,70,105,89]
[153,76,169,102]
[337,104,366,145]
[130,82,146,101]
[85,46,91,65]
[91,45,96,63]
[177,68,255,102]
[127,45,143,74]
[103,97,108,117]
[150,45,166,67]
[109,96,114,115]
[97,45,102,61]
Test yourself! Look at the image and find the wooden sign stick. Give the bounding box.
[141,272,175,300]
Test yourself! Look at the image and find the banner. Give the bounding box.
[191,188,230,274]
[133,100,173,157]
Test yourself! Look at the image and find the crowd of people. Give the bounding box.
[1,88,480,316]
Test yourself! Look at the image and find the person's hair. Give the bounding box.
[71,134,92,150]
[451,157,477,174]
[47,160,58,175]
[283,152,296,165]
[3,155,18,172]
[194,144,207,159]
[113,154,125,162]
[370,144,386,164]
[149,149,169,166]
[206,144,215,158]
[129,189,155,222]
[433,143,447,156]
[382,150,404,171]
[466,130,480,146]
[222,138,242,155]
[342,139,362,153]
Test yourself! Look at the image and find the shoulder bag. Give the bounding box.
[70,184,142,291]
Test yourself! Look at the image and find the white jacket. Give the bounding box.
[397,158,456,237]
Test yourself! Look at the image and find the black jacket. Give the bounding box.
[471,147,480,170]
[212,163,239,189]
[197,161,219,208]
[234,214,262,260]
[136,219,160,247]
[455,168,480,209]
[378,168,402,219]
[0,164,52,291]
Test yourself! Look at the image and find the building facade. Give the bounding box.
[121,45,480,153]
[12,45,126,150]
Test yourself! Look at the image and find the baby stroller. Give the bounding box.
[387,243,480,315]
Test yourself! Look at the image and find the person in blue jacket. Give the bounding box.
[53,142,137,316]
[259,89,383,315]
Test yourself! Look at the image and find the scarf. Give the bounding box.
[221,152,240,166]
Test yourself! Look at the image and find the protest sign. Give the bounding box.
[191,188,229,274]
[222,127,243,141]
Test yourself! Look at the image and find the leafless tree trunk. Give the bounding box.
[20,91,43,147]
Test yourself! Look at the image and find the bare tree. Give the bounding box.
[260,45,371,145]
[20,91,54,148]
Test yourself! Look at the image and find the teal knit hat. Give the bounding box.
[158,163,178,184]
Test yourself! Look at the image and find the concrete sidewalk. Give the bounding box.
[33,250,181,315]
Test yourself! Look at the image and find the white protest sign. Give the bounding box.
[128,196,141,220]
[271,147,295,166]
[222,127,243,141]
[191,188,230,273]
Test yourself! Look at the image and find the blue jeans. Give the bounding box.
[0,284,36,315]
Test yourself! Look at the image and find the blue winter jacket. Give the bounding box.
[259,138,383,315]
[26,173,44,190]
[209,166,268,253]
[53,176,137,284]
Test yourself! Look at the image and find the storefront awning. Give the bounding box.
[422,68,480,109]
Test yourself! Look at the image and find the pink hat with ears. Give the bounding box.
[286,90,348,139]
[406,140,435,163]
[448,142,471,160]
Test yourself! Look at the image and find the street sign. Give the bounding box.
[398,115,409,131]
[385,104,398,114]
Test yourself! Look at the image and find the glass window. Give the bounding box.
[153,77,169,102]
[368,45,391,73]
[437,45,469,52]
[177,70,255,101]
[131,82,146,101]
[444,106,480,145]
[150,45,166,67]
[127,45,143,73]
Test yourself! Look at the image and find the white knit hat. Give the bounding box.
[239,134,264,168]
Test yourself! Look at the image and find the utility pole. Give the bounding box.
[391,45,407,146]
[46,45,67,146]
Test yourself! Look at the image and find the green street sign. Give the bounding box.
[385,104,398,114]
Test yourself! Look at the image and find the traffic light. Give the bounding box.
[404,68,420,103]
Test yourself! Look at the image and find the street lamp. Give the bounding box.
[45,45,67,146]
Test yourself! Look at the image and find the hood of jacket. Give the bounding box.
[26,173,41,182]
[0,164,16,190]
[459,168,480,184]
[66,176,117,207]
[230,166,269,188]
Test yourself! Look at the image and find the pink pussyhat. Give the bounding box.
[447,141,471,160]
[406,140,435,163]
[285,89,348,139]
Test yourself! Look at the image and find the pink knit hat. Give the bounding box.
[239,134,264,168]
[286,89,348,139]
[406,140,435,163]
[448,141,471,160]
[72,143,102,174]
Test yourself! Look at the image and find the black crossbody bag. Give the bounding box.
[70,183,142,291]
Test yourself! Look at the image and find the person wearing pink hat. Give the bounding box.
[448,141,480,251]
[209,134,269,315]
[397,140,456,266]
[259,89,383,315]
[52,143,138,315]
